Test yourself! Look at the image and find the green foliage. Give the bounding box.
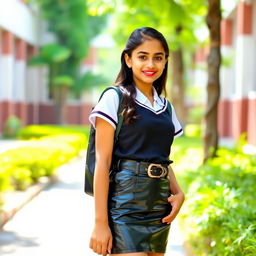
[11,167,32,191]
[3,116,23,139]
[28,43,71,67]
[107,0,206,51]
[0,132,87,194]
[29,0,107,99]
[0,166,12,192]
[53,75,74,87]
[40,43,71,63]
[87,0,116,15]
[172,134,203,173]
[184,123,202,138]
[187,105,204,124]
[18,124,89,139]
[31,0,89,58]
[0,166,11,208]
[72,71,108,96]
[221,50,235,68]
[174,136,256,255]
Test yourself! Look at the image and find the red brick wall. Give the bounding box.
[231,98,249,140]
[218,100,232,137]
[247,98,256,145]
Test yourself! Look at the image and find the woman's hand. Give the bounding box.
[162,192,185,224]
[89,222,112,256]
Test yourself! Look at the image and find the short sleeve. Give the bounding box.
[171,104,183,138]
[89,88,120,129]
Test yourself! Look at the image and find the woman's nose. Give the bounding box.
[146,59,155,68]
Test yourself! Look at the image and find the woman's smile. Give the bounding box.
[142,70,157,77]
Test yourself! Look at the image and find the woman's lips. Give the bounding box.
[142,70,157,77]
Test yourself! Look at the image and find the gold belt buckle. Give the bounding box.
[147,163,167,178]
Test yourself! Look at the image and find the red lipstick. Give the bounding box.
[143,70,156,77]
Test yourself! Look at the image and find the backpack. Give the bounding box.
[84,86,123,196]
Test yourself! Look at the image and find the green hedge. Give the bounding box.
[0,133,87,193]
[175,136,256,256]
[18,124,90,139]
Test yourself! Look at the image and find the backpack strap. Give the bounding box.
[97,86,123,142]
[166,100,172,120]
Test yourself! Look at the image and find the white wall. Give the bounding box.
[0,55,14,100]
[235,36,254,98]
[0,0,38,45]
[0,0,53,46]
[220,47,235,100]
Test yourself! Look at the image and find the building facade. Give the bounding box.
[0,0,95,135]
[193,0,256,145]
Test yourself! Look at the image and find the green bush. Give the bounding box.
[11,167,32,191]
[171,135,203,172]
[3,115,23,138]
[0,133,87,192]
[184,123,202,138]
[0,164,13,208]
[187,105,204,124]
[0,165,12,194]
[176,138,256,256]
[18,124,89,139]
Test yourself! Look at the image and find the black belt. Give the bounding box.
[114,159,169,178]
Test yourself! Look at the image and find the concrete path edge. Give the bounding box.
[0,169,59,229]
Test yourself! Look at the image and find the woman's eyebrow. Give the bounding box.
[137,51,165,55]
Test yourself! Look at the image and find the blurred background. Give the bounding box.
[0,0,255,255]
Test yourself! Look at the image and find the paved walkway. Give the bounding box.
[0,139,28,154]
[0,154,186,256]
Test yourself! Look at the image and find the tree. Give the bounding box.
[108,0,204,123]
[203,0,221,162]
[88,0,222,162]
[29,43,72,124]
[29,0,107,123]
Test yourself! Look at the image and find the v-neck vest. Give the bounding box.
[113,101,175,164]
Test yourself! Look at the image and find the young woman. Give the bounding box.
[89,27,185,256]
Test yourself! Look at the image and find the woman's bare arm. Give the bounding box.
[89,117,115,255]
[94,117,114,222]
[168,166,184,195]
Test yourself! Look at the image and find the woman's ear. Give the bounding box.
[124,53,132,68]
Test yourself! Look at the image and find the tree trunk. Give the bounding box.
[54,85,68,125]
[170,26,186,124]
[204,0,221,162]
[170,49,186,123]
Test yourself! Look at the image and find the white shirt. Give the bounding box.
[89,86,183,138]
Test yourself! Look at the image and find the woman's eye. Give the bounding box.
[155,56,163,61]
[138,55,146,60]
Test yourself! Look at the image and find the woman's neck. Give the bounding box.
[135,84,154,98]
[135,84,154,106]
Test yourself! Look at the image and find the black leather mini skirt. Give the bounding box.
[108,160,172,254]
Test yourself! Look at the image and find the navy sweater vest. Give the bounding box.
[113,102,175,164]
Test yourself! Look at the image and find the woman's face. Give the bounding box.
[125,38,168,88]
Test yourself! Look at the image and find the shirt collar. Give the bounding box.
[135,86,164,107]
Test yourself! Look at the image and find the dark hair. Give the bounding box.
[115,27,169,123]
